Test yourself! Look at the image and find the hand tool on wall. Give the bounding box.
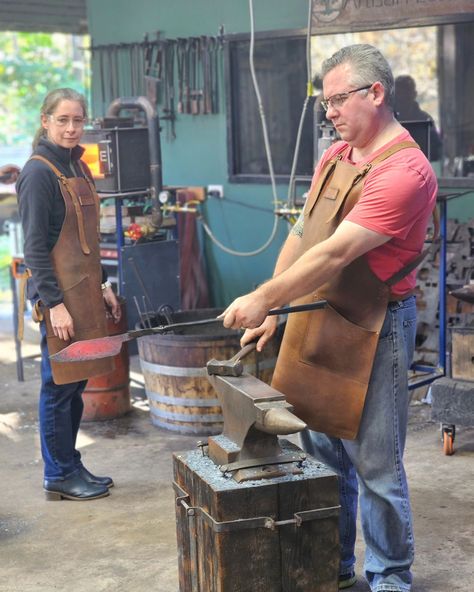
[162,39,177,140]
[143,34,158,107]
[201,35,212,114]
[90,33,224,119]
[49,300,328,362]
[176,38,186,113]
[190,38,201,115]
[128,43,138,97]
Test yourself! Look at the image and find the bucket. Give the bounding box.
[137,308,281,435]
[82,298,131,421]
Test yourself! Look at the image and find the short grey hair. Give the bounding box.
[321,44,395,110]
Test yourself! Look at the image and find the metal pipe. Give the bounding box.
[439,197,447,374]
[106,96,163,229]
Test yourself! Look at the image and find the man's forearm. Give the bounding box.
[259,243,342,310]
[258,221,390,310]
[272,234,302,278]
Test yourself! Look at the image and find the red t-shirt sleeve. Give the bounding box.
[345,158,432,240]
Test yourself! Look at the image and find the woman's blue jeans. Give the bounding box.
[39,321,87,481]
[301,296,417,592]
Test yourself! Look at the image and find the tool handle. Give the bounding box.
[229,341,257,364]
[130,300,327,338]
[129,316,222,338]
[267,300,327,315]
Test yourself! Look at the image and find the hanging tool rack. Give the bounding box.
[87,30,225,139]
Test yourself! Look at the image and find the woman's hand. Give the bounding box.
[102,286,121,323]
[49,303,75,341]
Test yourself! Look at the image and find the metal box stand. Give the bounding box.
[450,327,474,381]
[173,440,340,592]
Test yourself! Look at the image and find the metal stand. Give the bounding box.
[98,189,152,296]
[410,185,473,390]
[10,261,24,382]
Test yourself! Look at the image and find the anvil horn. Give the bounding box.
[256,407,307,435]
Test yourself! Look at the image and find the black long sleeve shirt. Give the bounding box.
[17,138,106,308]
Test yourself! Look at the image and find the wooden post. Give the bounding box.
[173,440,340,592]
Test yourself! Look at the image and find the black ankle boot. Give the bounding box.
[78,466,114,488]
[44,473,109,501]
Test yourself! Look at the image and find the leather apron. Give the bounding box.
[30,155,115,385]
[271,141,422,440]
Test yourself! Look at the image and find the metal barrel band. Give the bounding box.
[140,357,276,378]
[149,405,223,423]
[174,482,340,533]
[145,389,220,408]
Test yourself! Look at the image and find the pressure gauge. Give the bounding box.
[159,191,170,204]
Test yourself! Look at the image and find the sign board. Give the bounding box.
[312,0,474,33]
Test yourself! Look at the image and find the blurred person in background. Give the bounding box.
[0,164,20,184]
[394,74,441,161]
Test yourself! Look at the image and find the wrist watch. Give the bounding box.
[101,280,112,291]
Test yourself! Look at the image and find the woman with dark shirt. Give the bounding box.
[17,88,120,501]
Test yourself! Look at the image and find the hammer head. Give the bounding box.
[206,342,257,377]
[206,358,244,377]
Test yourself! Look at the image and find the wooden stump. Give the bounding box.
[173,440,340,592]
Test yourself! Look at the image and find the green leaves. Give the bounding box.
[0,32,90,145]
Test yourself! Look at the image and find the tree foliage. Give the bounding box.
[0,32,89,145]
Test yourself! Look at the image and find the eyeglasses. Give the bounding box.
[321,85,373,112]
[49,115,88,128]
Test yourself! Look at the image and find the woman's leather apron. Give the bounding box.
[271,140,424,440]
[30,155,114,385]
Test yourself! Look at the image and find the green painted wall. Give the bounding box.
[86,0,310,307]
[86,1,474,307]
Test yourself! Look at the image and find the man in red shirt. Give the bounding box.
[222,45,437,591]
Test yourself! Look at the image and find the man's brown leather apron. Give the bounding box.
[271,141,422,440]
[30,155,114,385]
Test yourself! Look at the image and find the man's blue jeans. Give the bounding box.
[301,296,417,592]
[39,321,87,481]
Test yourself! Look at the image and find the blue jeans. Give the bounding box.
[301,296,417,592]
[39,321,87,480]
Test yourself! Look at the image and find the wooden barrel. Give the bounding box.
[82,298,131,421]
[137,308,281,435]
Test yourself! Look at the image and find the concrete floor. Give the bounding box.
[0,311,473,592]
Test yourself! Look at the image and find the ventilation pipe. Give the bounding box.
[106,96,163,229]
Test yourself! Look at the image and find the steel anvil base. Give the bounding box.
[173,440,340,592]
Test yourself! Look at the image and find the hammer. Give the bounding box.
[207,342,257,377]
[207,300,328,377]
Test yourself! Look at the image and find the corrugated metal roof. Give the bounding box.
[0,0,88,34]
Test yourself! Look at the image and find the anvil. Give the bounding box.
[206,344,307,482]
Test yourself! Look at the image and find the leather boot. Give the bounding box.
[44,473,109,501]
[78,466,114,488]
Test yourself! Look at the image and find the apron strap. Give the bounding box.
[356,140,433,289]
[385,205,440,287]
[30,155,91,255]
[78,160,101,237]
